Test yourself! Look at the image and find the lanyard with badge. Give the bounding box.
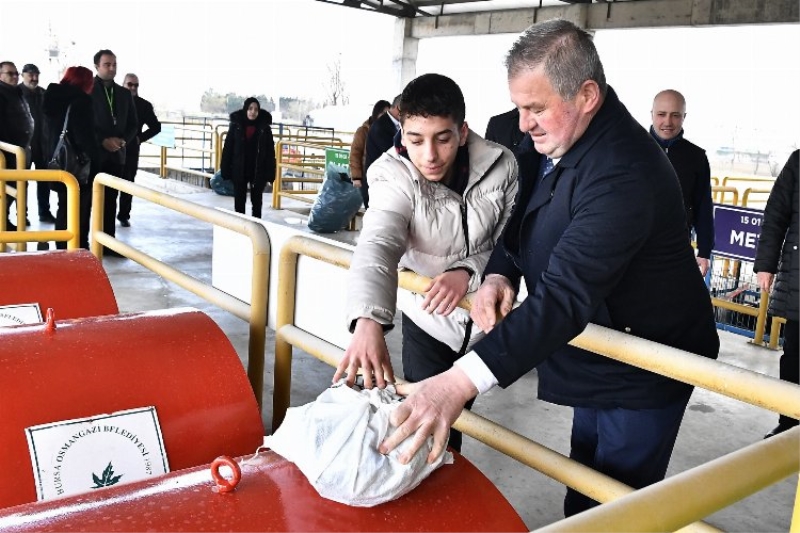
[104,85,116,126]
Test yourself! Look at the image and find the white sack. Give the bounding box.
[263,380,453,507]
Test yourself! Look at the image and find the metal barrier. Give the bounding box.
[158,123,217,184]
[0,142,28,251]
[0,169,81,251]
[272,235,800,532]
[89,173,271,410]
[271,139,349,209]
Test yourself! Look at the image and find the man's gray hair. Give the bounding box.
[505,19,607,101]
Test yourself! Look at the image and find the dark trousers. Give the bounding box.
[29,156,52,216]
[51,179,93,249]
[358,179,369,210]
[563,395,690,517]
[779,319,799,428]
[401,314,475,452]
[117,144,140,221]
[95,156,123,239]
[233,180,266,218]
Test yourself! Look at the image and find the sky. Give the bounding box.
[1,0,798,160]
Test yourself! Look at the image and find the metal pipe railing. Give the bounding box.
[0,169,80,250]
[90,173,271,411]
[0,141,28,252]
[276,323,720,533]
[272,235,799,531]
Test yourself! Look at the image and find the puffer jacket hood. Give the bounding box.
[229,107,271,128]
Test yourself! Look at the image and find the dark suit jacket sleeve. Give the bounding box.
[122,90,138,144]
[692,152,714,258]
[138,100,161,144]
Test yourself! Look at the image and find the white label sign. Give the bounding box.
[26,407,170,501]
[0,303,42,327]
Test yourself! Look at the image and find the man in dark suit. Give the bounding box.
[484,107,525,153]
[360,94,401,208]
[118,73,161,227]
[376,20,720,518]
[91,49,137,253]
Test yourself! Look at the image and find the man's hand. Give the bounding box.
[352,178,363,189]
[421,270,470,317]
[333,318,395,389]
[380,366,478,464]
[101,137,125,152]
[697,257,710,277]
[757,271,775,293]
[470,274,516,332]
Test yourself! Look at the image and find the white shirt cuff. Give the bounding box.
[454,351,498,395]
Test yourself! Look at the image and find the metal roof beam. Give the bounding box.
[406,0,800,38]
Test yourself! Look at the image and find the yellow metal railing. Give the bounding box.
[0,142,28,252]
[158,123,217,183]
[0,169,80,250]
[271,139,349,210]
[90,173,272,410]
[272,235,800,532]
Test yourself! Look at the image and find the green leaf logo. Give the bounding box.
[91,462,123,489]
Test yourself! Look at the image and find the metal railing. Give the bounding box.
[272,235,799,532]
[0,169,80,251]
[0,142,28,252]
[271,139,349,210]
[90,173,272,411]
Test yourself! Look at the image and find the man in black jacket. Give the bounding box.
[91,50,138,251]
[361,94,401,209]
[0,61,34,230]
[377,20,719,518]
[19,63,55,223]
[117,73,161,227]
[650,89,714,276]
[484,107,525,154]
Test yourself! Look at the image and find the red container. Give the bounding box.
[0,250,118,320]
[0,449,528,532]
[0,308,264,509]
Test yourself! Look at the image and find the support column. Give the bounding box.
[392,17,418,93]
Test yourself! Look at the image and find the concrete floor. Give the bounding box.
[20,174,796,531]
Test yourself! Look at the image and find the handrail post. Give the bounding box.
[272,140,284,209]
[272,236,301,431]
[90,176,106,258]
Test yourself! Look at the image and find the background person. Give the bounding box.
[90,49,137,255]
[650,89,714,276]
[19,63,55,223]
[361,94,401,209]
[220,97,276,218]
[350,99,390,197]
[376,20,719,518]
[754,149,799,438]
[42,66,97,250]
[117,72,161,228]
[334,73,518,452]
[484,107,525,154]
[0,61,34,230]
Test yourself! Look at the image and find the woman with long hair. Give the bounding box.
[42,66,97,249]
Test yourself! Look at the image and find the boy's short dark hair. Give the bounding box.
[399,73,465,127]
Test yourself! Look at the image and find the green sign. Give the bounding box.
[325,147,350,179]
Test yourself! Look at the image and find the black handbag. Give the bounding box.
[47,104,90,185]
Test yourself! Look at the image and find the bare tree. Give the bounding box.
[323,55,349,106]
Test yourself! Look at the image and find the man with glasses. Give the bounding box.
[0,61,34,230]
[20,63,56,224]
[117,73,161,228]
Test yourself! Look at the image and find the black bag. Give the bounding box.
[48,104,90,184]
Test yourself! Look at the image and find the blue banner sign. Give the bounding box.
[712,204,764,261]
[148,124,175,149]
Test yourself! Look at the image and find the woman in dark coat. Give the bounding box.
[42,66,98,249]
[220,97,276,218]
[755,150,799,438]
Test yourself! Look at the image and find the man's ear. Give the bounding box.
[577,81,601,114]
[459,121,469,146]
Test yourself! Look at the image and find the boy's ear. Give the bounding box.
[459,121,469,146]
